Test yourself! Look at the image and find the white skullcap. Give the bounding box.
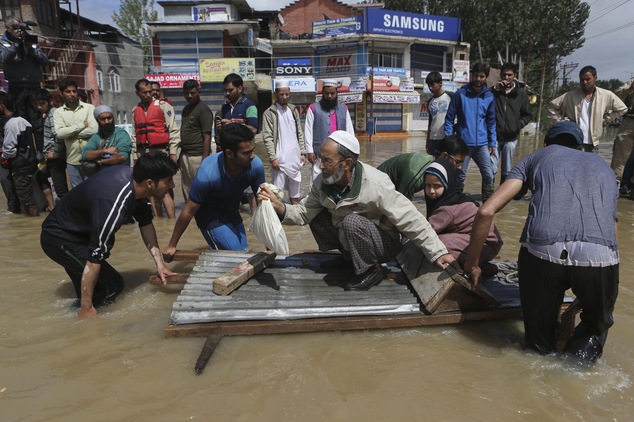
[322,79,338,87]
[275,79,290,89]
[328,130,359,154]
[94,105,113,119]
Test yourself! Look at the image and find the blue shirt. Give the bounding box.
[189,152,265,229]
[507,145,618,248]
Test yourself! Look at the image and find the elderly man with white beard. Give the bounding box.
[258,131,457,291]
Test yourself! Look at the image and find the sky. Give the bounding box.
[77,0,634,82]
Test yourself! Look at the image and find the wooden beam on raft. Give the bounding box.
[165,307,526,338]
[194,335,223,375]
[397,242,499,313]
[445,266,501,308]
[149,274,190,285]
[212,251,277,295]
[171,249,206,263]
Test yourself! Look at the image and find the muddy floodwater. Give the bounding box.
[2,128,634,421]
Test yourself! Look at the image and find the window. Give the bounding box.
[373,52,403,69]
[108,69,121,93]
[0,0,21,20]
[96,69,103,91]
[36,1,54,27]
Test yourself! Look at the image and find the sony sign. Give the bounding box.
[275,66,313,75]
[275,58,313,76]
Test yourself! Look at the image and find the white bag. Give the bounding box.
[249,183,290,255]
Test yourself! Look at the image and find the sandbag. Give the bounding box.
[249,183,290,255]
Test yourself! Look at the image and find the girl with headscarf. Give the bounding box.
[423,157,503,275]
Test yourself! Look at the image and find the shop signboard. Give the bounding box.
[199,58,255,82]
[452,60,470,83]
[316,77,366,93]
[420,71,453,80]
[145,73,200,89]
[371,75,414,92]
[192,5,230,22]
[274,77,316,93]
[275,59,312,75]
[373,92,420,104]
[319,51,356,75]
[366,67,407,77]
[364,9,460,41]
[317,92,364,104]
[312,16,363,38]
[255,38,272,55]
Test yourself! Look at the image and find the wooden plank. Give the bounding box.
[556,298,581,352]
[212,251,277,295]
[445,266,501,308]
[410,262,454,314]
[164,308,525,338]
[149,274,190,285]
[194,335,223,375]
[172,249,206,263]
[397,243,453,314]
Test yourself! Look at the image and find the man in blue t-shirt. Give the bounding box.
[163,123,265,255]
[464,121,619,365]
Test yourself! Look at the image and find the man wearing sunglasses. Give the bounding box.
[492,63,532,184]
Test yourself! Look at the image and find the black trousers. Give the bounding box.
[40,232,124,307]
[309,209,403,275]
[518,247,619,363]
[41,158,68,199]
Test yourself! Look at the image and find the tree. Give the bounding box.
[112,0,158,70]
[384,0,590,126]
[384,0,589,86]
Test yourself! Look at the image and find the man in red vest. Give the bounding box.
[132,78,180,218]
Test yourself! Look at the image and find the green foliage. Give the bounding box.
[597,79,626,92]
[384,0,590,89]
[112,0,158,70]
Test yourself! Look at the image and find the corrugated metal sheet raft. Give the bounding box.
[169,251,420,325]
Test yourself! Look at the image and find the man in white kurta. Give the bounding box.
[261,80,306,204]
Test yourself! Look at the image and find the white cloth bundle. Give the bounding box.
[249,183,290,255]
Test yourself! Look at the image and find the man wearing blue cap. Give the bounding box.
[464,121,619,364]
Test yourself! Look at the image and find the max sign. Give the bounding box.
[322,54,354,74]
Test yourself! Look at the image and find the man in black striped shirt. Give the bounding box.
[40,151,178,318]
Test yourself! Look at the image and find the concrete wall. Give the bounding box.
[92,36,144,125]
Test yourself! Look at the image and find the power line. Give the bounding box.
[588,0,631,23]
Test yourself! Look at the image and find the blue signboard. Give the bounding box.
[277,59,311,67]
[364,9,460,41]
[313,16,363,38]
[365,67,407,77]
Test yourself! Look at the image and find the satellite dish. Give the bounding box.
[278,13,286,26]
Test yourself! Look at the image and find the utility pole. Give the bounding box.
[560,62,578,92]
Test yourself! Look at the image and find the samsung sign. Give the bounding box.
[364,9,460,41]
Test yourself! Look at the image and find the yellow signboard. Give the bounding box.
[199,58,256,82]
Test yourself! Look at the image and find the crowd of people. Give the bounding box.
[0,14,625,364]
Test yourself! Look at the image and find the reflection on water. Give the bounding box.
[1,127,634,420]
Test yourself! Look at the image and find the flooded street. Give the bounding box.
[2,127,634,421]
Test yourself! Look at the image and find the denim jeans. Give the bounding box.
[201,213,248,251]
[497,139,517,182]
[67,164,88,188]
[457,145,496,186]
